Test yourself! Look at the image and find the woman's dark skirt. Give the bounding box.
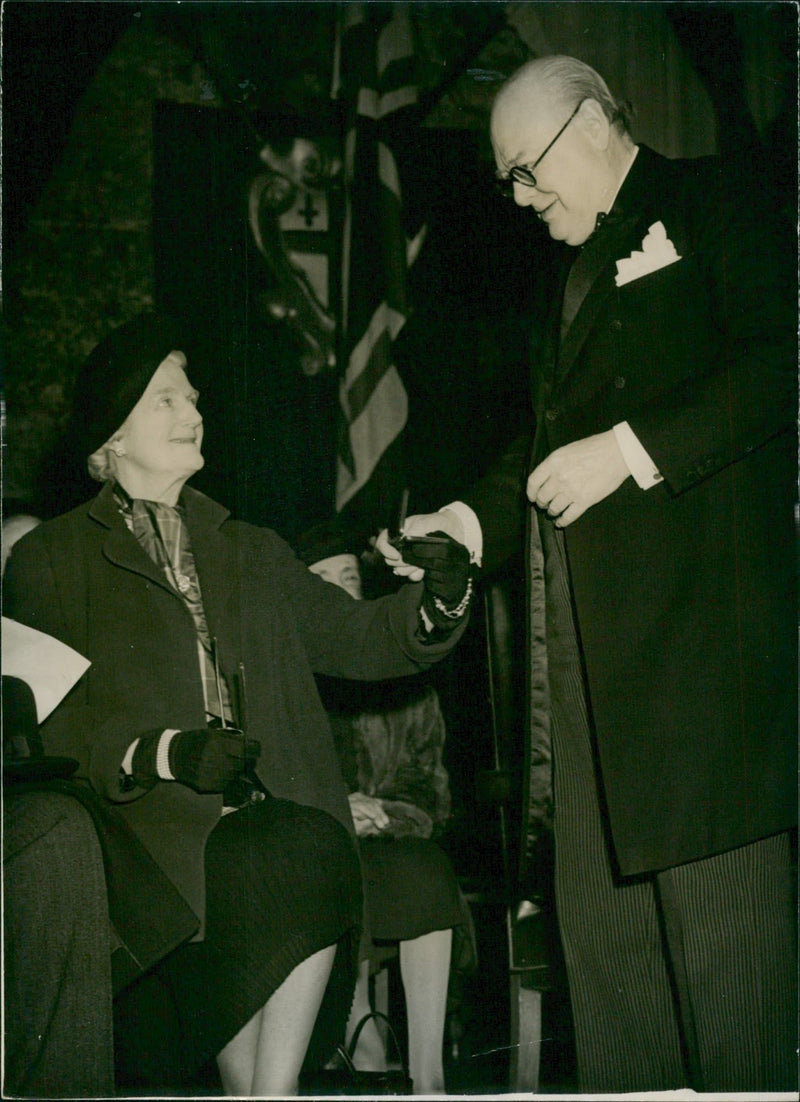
[358,835,462,941]
[114,794,361,1086]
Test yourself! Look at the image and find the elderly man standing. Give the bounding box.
[380,56,797,1093]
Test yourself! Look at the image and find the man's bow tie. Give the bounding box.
[581,208,627,249]
[588,210,613,240]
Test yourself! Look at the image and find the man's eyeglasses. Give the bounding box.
[496,98,586,198]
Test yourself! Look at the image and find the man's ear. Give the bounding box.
[579,98,611,151]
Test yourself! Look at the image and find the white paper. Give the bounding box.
[2,617,91,723]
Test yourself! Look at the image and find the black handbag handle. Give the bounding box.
[332,1043,359,1078]
[346,1010,410,1077]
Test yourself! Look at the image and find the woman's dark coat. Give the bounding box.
[4,482,467,936]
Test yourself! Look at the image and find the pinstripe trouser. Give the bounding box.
[542,518,797,1093]
[4,791,115,1098]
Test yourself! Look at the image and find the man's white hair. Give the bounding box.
[497,55,631,135]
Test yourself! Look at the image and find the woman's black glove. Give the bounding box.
[132,728,261,794]
[399,532,473,631]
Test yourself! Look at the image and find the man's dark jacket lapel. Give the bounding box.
[553,146,666,388]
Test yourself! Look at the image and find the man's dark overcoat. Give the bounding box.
[4,482,466,929]
[471,145,797,878]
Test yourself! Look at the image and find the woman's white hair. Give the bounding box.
[87,438,120,483]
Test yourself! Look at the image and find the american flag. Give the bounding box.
[333,2,424,531]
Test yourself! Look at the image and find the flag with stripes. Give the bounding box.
[333,2,423,531]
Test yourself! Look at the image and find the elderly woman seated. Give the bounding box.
[3,313,473,1097]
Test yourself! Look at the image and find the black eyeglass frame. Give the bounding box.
[496,97,587,197]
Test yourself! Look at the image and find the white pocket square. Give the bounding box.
[615,221,681,287]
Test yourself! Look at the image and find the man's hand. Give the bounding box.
[375,511,465,582]
[527,430,630,527]
[348,791,390,836]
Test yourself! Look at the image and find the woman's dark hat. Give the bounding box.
[69,312,188,455]
[295,517,360,567]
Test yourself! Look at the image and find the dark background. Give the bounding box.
[4,2,795,524]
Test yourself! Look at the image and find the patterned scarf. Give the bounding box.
[114,484,231,722]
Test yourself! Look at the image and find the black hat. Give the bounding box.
[69,312,188,456]
[295,517,360,568]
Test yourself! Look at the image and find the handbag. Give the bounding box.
[299,1010,413,1096]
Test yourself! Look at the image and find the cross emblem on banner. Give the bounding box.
[301,192,319,227]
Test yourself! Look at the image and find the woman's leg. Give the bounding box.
[217,943,336,1097]
[400,927,452,1094]
[216,1012,261,1097]
[345,957,387,1071]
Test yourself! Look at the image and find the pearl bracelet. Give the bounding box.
[432,576,473,619]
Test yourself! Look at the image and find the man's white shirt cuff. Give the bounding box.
[441,502,483,567]
[613,422,662,489]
